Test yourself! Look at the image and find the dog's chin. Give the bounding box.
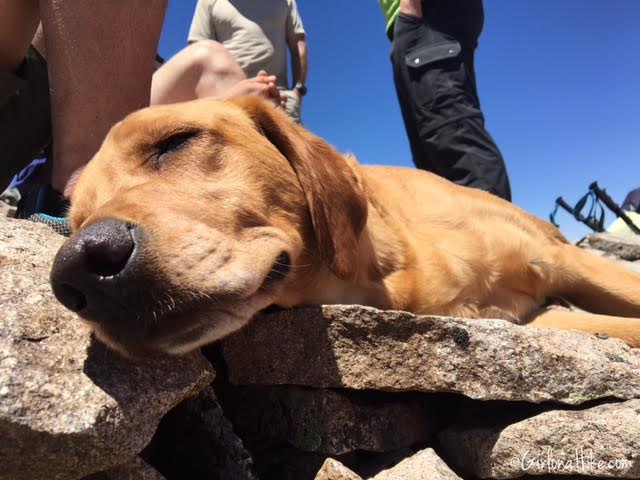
[80,247,294,357]
[89,291,276,358]
[153,310,251,355]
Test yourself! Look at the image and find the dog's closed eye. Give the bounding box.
[148,130,199,169]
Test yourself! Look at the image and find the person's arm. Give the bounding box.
[285,0,307,96]
[400,0,422,18]
[288,33,307,89]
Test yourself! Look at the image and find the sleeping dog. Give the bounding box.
[50,97,640,356]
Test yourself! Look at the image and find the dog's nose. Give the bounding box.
[50,220,136,316]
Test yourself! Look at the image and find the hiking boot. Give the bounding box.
[15,184,71,236]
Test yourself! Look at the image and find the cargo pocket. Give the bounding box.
[405,40,466,109]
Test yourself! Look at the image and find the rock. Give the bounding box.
[355,448,418,479]
[439,400,640,479]
[0,217,214,480]
[223,305,640,404]
[0,188,18,218]
[250,446,333,480]
[221,386,435,456]
[578,232,640,261]
[577,247,640,273]
[0,201,16,218]
[85,457,166,480]
[372,448,461,480]
[314,458,362,480]
[145,386,257,480]
[617,259,640,274]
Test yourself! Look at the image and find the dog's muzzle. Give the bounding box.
[50,219,145,324]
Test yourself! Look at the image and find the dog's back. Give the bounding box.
[359,164,640,346]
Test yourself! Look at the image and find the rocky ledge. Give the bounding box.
[0,219,213,480]
[223,305,639,404]
[2,218,639,479]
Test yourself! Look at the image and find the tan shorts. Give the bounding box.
[280,89,302,124]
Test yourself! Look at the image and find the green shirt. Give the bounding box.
[379,0,400,38]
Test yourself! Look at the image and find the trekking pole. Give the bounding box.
[555,197,575,217]
[550,198,564,227]
[589,182,640,234]
[553,196,604,232]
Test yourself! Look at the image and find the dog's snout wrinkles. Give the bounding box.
[50,220,136,317]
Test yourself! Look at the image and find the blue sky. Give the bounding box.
[159,1,640,241]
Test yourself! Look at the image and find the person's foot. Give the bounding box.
[220,71,284,106]
[15,184,71,236]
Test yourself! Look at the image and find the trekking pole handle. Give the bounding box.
[555,197,574,214]
[589,182,640,234]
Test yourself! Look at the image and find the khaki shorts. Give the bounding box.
[280,89,302,124]
[0,46,51,190]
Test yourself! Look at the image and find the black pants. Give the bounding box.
[391,0,511,201]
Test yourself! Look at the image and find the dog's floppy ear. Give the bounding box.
[233,97,368,280]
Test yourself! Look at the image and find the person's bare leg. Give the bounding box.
[151,40,281,106]
[40,0,167,196]
[152,40,245,104]
[0,0,39,70]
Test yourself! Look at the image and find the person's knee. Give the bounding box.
[0,0,40,70]
[187,39,243,80]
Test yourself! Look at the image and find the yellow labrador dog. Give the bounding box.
[50,97,640,357]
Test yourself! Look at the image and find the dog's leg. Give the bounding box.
[549,244,640,318]
[527,308,640,347]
